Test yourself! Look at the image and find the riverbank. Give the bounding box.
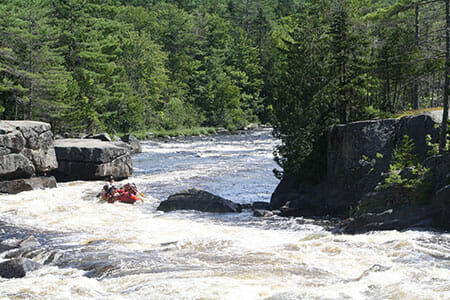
[115,124,263,140]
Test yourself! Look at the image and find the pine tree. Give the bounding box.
[0,0,70,122]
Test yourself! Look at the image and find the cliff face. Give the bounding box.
[271,111,448,230]
[0,121,58,180]
[0,121,58,194]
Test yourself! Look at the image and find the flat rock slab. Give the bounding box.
[157,189,242,213]
[54,139,129,163]
[52,139,132,181]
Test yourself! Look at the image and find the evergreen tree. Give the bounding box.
[0,0,69,122]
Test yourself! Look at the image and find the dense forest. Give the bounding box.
[0,0,448,179]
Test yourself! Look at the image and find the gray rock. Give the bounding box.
[433,185,450,230]
[112,141,134,153]
[0,243,15,253]
[84,133,112,142]
[253,209,274,217]
[328,118,398,183]
[252,201,271,210]
[53,139,129,163]
[0,121,57,182]
[0,258,41,278]
[337,205,434,234]
[121,134,142,154]
[424,154,450,189]
[240,203,253,210]
[0,176,57,194]
[0,154,35,179]
[51,139,132,181]
[270,177,302,210]
[395,111,441,162]
[157,189,242,213]
[18,235,41,248]
[272,111,443,219]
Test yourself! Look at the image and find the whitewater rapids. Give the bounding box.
[0,128,448,299]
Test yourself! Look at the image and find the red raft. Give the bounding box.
[100,183,143,204]
[107,190,141,204]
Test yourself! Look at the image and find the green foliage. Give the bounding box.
[390,135,418,171]
[361,106,396,120]
[0,0,271,134]
[0,0,446,170]
[125,127,218,139]
[426,133,450,156]
[383,135,430,201]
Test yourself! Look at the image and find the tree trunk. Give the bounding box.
[412,4,420,109]
[440,0,450,153]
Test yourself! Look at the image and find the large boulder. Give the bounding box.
[271,111,443,218]
[157,189,242,213]
[0,121,57,180]
[0,176,57,194]
[51,139,133,181]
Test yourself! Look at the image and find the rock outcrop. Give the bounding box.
[0,121,58,179]
[0,121,58,193]
[121,134,142,154]
[271,111,447,231]
[432,185,450,229]
[157,189,242,213]
[51,138,133,181]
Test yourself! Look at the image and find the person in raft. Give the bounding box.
[100,176,119,199]
[99,176,143,203]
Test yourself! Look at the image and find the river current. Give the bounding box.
[0,128,449,299]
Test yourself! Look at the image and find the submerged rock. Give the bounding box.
[17,235,41,249]
[0,176,57,194]
[253,209,274,217]
[157,189,242,213]
[336,205,434,234]
[0,258,41,278]
[252,201,271,210]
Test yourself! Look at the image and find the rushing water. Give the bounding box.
[0,128,449,300]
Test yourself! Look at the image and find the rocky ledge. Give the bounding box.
[271,111,450,232]
[0,121,57,193]
[50,138,133,181]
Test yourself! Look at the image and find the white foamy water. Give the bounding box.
[0,128,449,299]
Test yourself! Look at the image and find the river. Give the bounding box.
[0,128,449,299]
